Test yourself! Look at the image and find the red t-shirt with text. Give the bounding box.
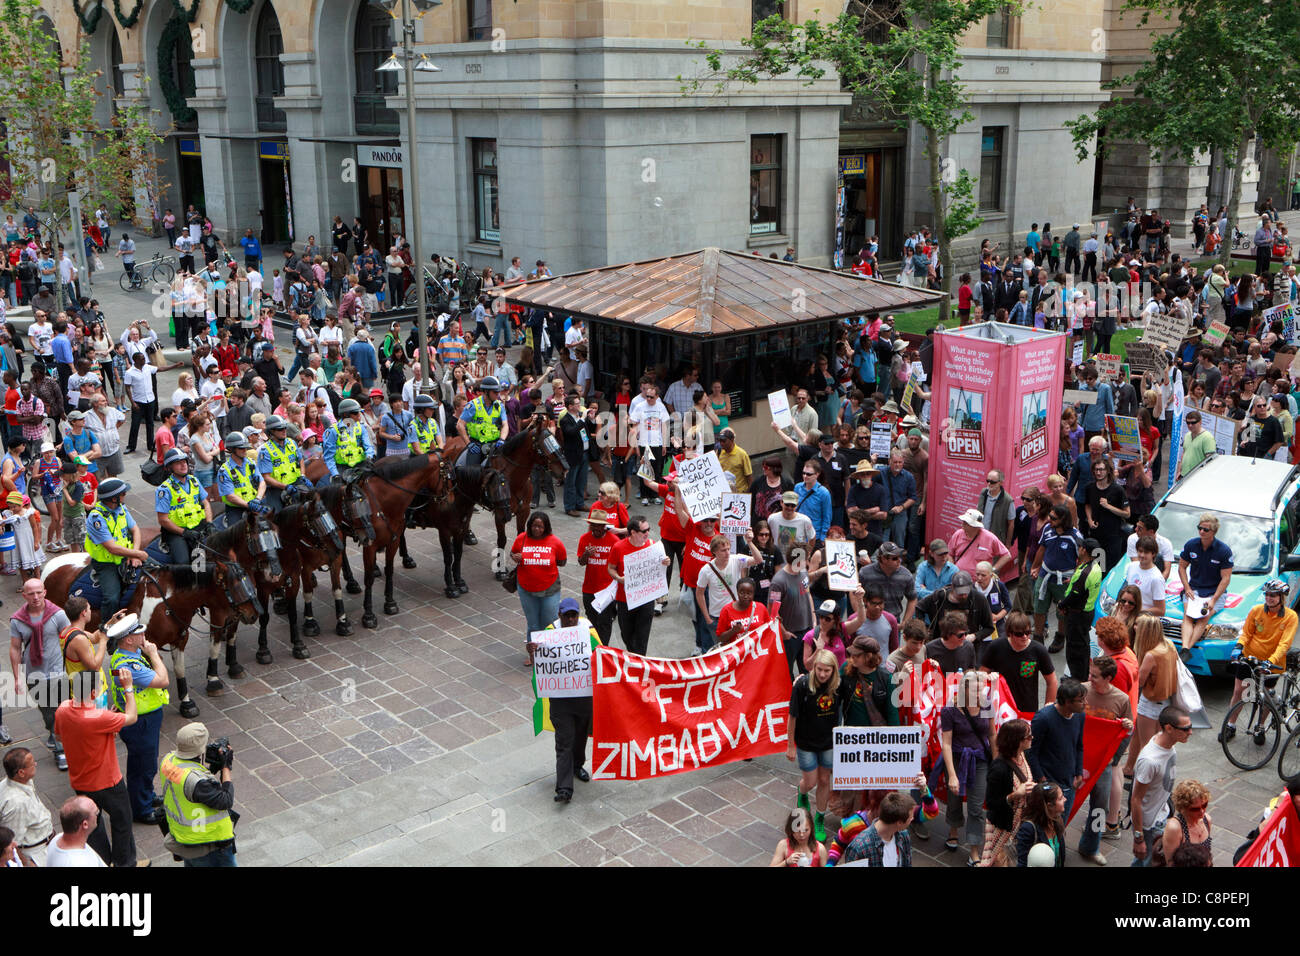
[511,533,567,592]
[577,530,618,594]
[717,601,770,638]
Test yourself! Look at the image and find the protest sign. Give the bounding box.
[591,620,791,779]
[1142,307,1193,352]
[910,361,926,383]
[1261,301,1298,343]
[1072,342,1084,366]
[590,579,617,613]
[1194,409,1236,457]
[1235,789,1300,867]
[1105,414,1142,462]
[531,626,594,699]
[719,493,751,536]
[675,451,729,522]
[1094,353,1121,382]
[832,726,924,790]
[870,421,894,458]
[900,374,917,412]
[1203,321,1230,348]
[623,541,668,610]
[1124,341,1166,375]
[636,444,658,482]
[1063,388,1098,406]
[824,539,858,592]
[768,389,793,429]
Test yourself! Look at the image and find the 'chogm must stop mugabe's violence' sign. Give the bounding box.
[591,620,791,780]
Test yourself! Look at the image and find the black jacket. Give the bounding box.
[916,587,996,643]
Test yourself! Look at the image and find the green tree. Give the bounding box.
[0,0,167,307]
[1066,0,1300,268]
[685,0,1018,324]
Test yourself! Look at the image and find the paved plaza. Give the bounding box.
[0,235,1287,866]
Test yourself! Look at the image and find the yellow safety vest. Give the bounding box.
[333,419,366,467]
[109,649,170,714]
[165,475,206,529]
[84,504,131,564]
[221,457,259,507]
[264,438,302,486]
[465,396,504,443]
[411,416,440,454]
[160,752,235,845]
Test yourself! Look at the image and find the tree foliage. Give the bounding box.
[1066,0,1300,265]
[684,0,1017,322]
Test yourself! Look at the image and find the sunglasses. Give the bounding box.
[986,478,1000,484]
[1198,526,1213,533]
[1009,630,1031,637]
[1187,803,1208,812]
[1117,598,1137,606]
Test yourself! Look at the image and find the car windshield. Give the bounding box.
[1155,502,1272,574]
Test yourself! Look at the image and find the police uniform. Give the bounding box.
[258,437,303,513]
[319,418,374,486]
[217,455,262,524]
[408,415,441,455]
[459,394,505,471]
[110,646,169,820]
[84,502,137,618]
[156,473,208,570]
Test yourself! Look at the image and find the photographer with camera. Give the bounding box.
[159,722,238,867]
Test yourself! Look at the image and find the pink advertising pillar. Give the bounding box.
[925,322,1069,547]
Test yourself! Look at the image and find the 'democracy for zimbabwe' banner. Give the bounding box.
[591,620,791,780]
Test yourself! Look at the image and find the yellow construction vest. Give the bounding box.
[221,457,259,507]
[84,504,131,564]
[264,438,302,486]
[160,752,235,845]
[164,475,206,529]
[333,419,366,467]
[411,416,440,454]
[465,396,504,443]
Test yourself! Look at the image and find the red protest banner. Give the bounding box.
[1235,792,1300,867]
[591,620,792,780]
[1065,715,1130,826]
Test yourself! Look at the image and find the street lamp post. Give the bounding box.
[376,0,440,393]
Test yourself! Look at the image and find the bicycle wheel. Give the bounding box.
[1222,696,1283,770]
[1279,725,1300,781]
[404,285,418,307]
[153,260,175,283]
[118,272,135,292]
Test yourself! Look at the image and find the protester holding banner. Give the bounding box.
[980,718,1035,867]
[576,510,618,647]
[1075,655,1135,866]
[1232,778,1300,865]
[606,516,670,656]
[788,649,842,841]
[940,671,993,865]
[527,599,601,804]
[716,578,771,645]
[827,634,902,820]
[510,511,569,660]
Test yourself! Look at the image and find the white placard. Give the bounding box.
[590,579,617,613]
[825,540,858,592]
[768,389,793,430]
[623,541,668,610]
[1063,388,1098,406]
[530,626,593,698]
[910,361,926,383]
[870,421,894,458]
[832,726,924,790]
[719,493,751,536]
[676,451,729,522]
[1072,342,1085,366]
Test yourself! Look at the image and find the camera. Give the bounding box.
[204,737,235,774]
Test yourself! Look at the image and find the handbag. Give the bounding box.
[140,457,166,487]
[501,567,518,594]
[1171,655,1203,715]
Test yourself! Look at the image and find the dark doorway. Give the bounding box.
[178,149,205,216]
[260,158,291,244]
[360,166,404,256]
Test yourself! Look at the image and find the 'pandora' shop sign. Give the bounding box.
[358,145,404,169]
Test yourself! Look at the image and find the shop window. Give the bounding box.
[354,3,398,136]
[254,3,286,132]
[750,134,783,235]
[469,0,493,41]
[979,126,1005,212]
[472,138,499,243]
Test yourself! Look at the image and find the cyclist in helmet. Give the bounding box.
[1221,578,1298,741]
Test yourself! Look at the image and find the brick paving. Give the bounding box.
[0,231,1281,867]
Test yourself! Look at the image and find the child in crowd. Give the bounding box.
[36,440,64,552]
[61,463,86,553]
[111,341,130,412]
[2,491,43,587]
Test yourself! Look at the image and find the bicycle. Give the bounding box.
[119,252,176,292]
[1221,653,1300,771]
[1274,650,1300,780]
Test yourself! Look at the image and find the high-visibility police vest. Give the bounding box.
[221,457,259,507]
[411,416,440,454]
[264,438,301,486]
[332,419,366,467]
[84,504,131,564]
[160,751,235,845]
[165,475,206,529]
[465,396,504,443]
[108,648,170,714]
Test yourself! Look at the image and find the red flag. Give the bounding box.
[1236,792,1300,867]
[1065,715,1129,826]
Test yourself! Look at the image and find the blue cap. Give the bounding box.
[557,597,581,615]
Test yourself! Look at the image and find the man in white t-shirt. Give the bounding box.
[28,313,53,360]
[1131,704,1190,866]
[1124,514,1175,579]
[1124,536,1167,616]
[45,796,107,868]
[628,378,671,503]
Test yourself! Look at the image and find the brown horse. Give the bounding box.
[304,452,451,629]
[477,415,568,580]
[42,541,263,718]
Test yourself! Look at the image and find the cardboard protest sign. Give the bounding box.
[1072,342,1084,366]
[1203,321,1230,348]
[623,541,668,610]
[675,451,729,522]
[870,421,894,458]
[718,493,751,536]
[1105,414,1142,462]
[1063,388,1098,406]
[1194,410,1237,456]
[591,620,791,779]
[1124,341,1166,375]
[1094,353,1121,382]
[768,389,793,430]
[900,374,917,412]
[1142,307,1193,352]
[824,539,858,592]
[1261,301,1298,343]
[531,626,594,699]
[832,726,924,790]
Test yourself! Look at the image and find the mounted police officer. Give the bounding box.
[84,477,149,619]
[216,431,268,528]
[455,376,509,546]
[156,448,214,575]
[159,721,238,867]
[408,393,443,455]
[258,414,310,513]
[107,613,170,825]
[318,398,374,489]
